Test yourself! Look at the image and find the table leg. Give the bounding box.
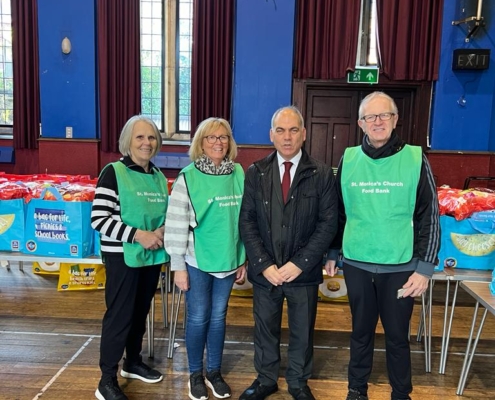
[427,281,433,372]
[417,295,426,342]
[421,291,430,373]
[417,279,435,343]
[438,279,450,373]
[456,302,488,395]
[0,260,6,268]
[439,280,459,374]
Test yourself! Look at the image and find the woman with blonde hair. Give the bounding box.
[165,117,246,400]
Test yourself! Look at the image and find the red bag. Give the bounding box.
[437,186,495,220]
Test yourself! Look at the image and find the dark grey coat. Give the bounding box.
[240,149,338,290]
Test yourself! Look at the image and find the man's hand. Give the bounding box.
[262,265,286,286]
[174,270,189,291]
[324,259,339,277]
[278,261,303,283]
[401,272,429,298]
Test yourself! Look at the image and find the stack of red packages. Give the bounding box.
[437,186,495,220]
[0,181,31,201]
[0,174,97,202]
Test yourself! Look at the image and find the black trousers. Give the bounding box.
[344,263,415,400]
[99,254,161,381]
[252,284,318,388]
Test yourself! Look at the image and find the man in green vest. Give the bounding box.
[325,91,440,400]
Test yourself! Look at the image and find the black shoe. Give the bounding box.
[120,359,163,383]
[288,385,315,400]
[238,379,278,400]
[346,388,369,400]
[95,378,128,400]
[205,370,231,398]
[189,371,209,400]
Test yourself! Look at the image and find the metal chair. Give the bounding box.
[146,263,171,358]
[160,263,170,328]
[167,282,184,359]
[147,296,156,358]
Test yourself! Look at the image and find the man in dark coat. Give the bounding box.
[239,106,338,400]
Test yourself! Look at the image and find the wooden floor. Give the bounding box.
[1,264,494,400]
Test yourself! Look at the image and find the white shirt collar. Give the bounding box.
[276,150,302,169]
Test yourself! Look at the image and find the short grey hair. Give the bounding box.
[118,115,162,158]
[271,106,305,129]
[358,91,398,119]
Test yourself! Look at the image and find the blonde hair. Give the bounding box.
[188,118,238,161]
[118,115,162,157]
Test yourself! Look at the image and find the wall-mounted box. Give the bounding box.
[0,146,15,163]
[452,49,490,70]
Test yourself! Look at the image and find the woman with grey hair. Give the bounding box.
[165,117,246,400]
[91,115,169,400]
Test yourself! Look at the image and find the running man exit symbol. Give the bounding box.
[347,67,379,84]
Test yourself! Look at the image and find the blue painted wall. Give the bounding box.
[431,1,495,150]
[230,0,296,145]
[34,1,495,151]
[37,0,97,139]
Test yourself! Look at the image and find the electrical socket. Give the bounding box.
[66,126,73,138]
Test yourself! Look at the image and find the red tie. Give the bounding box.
[281,161,293,203]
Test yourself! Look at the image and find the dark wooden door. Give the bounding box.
[303,89,359,169]
[293,80,432,168]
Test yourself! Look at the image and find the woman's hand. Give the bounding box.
[174,270,189,291]
[134,229,163,250]
[153,226,165,239]
[235,264,247,284]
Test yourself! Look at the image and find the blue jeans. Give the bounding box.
[185,264,236,373]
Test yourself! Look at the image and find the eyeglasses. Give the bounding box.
[360,112,396,123]
[204,135,229,144]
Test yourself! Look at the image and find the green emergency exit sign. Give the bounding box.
[347,67,379,84]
